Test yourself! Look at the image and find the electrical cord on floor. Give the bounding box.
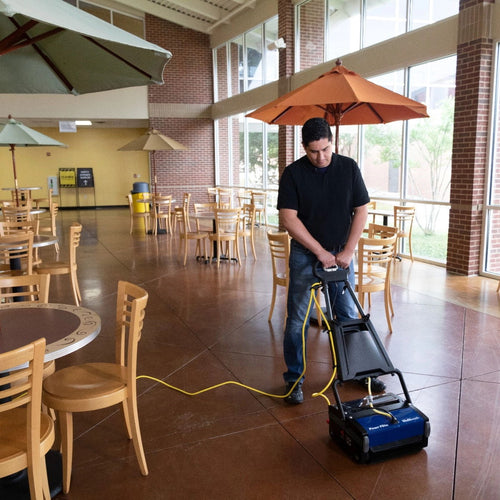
[138,280,395,424]
[137,282,330,401]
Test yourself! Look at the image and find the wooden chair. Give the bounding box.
[193,202,216,232]
[0,220,37,235]
[239,203,257,260]
[0,231,34,275]
[365,201,377,232]
[35,202,60,264]
[250,191,267,226]
[174,207,208,265]
[217,188,233,208]
[393,205,416,261]
[152,195,172,235]
[2,204,34,226]
[208,187,232,208]
[34,222,82,305]
[33,188,54,210]
[209,208,241,268]
[0,338,55,500]
[42,281,149,494]
[0,273,50,303]
[127,193,150,234]
[267,230,290,323]
[355,234,398,332]
[368,223,399,240]
[37,202,59,251]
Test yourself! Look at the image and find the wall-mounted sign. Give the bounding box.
[77,168,94,188]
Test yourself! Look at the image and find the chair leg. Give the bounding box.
[70,269,81,306]
[59,411,74,494]
[125,395,148,476]
[250,235,257,260]
[183,237,188,266]
[268,283,277,322]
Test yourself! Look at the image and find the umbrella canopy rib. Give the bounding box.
[84,36,156,80]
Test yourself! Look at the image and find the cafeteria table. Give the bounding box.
[0,302,101,499]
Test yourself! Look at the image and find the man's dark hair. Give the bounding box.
[301,117,333,146]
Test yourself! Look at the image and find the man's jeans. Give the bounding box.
[283,239,358,384]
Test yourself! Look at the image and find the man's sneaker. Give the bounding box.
[358,377,386,393]
[284,381,304,404]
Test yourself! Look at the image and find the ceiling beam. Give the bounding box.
[163,0,223,21]
[113,0,211,33]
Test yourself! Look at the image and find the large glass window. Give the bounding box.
[404,56,456,262]
[363,0,406,48]
[213,17,278,101]
[246,27,263,91]
[327,0,361,60]
[264,17,280,84]
[361,70,405,198]
[410,0,459,30]
[297,0,325,72]
[484,44,500,275]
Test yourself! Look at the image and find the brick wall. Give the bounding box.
[145,15,215,205]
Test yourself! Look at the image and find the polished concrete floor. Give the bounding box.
[36,208,500,499]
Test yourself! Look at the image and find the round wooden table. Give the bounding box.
[0,302,101,366]
[0,302,101,498]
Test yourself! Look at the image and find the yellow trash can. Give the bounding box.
[132,192,150,213]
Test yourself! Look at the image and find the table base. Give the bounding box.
[0,450,62,499]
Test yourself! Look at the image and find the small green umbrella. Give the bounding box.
[0,115,66,205]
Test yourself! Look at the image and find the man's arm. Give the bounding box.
[280,208,336,268]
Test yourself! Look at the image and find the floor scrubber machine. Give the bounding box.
[313,263,430,463]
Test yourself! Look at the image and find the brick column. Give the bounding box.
[277,0,296,229]
[447,0,494,275]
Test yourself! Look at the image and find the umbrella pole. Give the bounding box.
[151,150,157,197]
[10,144,20,206]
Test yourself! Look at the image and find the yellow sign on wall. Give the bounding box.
[59,168,76,187]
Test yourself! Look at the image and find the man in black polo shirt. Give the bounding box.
[277,117,385,404]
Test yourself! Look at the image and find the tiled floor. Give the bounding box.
[26,208,500,499]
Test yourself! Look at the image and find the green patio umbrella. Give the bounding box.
[0,115,66,205]
[0,0,172,94]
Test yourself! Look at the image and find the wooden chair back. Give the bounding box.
[250,191,267,225]
[0,231,34,275]
[209,208,241,267]
[266,230,290,322]
[0,338,54,499]
[239,203,257,259]
[356,234,397,332]
[2,204,32,223]
[152,195,172,234]
[393,205,416,261]
[194,202,216,232]
[0,273,50,303]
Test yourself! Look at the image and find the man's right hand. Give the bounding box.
[317,249,336,269]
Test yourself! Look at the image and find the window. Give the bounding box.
[327,0,361,60]
[484,44,500,276]
[297,0,325,72]
[363,0,406,48]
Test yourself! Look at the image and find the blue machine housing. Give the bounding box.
[328,393,430,463]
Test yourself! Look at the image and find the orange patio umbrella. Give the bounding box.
[246,60,429,153]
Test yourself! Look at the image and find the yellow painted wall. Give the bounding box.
[0,127,150,207]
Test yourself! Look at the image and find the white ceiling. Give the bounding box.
[111,0,260,34]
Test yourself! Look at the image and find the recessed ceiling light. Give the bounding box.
[75,120,92,126]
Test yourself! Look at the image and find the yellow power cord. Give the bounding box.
[138,280,395,423]
[138,282,333,402]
